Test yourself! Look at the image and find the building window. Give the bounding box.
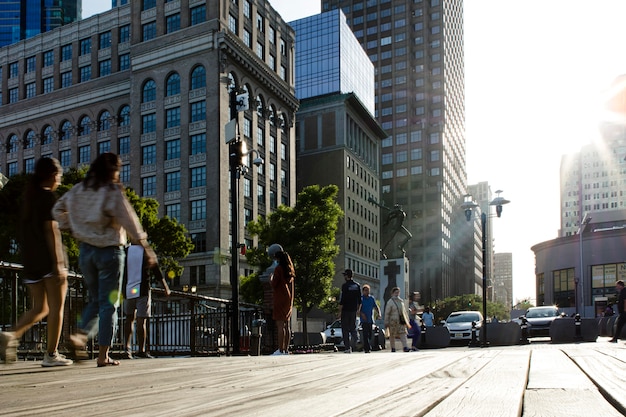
[143,0,156,11]
[61,71,72,88]
[166,171,181,192]
[166,73,180,96]
[98,141,111,155]
[243,29,251,47]
[80,38,91,56]
[166,203,180,221]
[190,232,206,252]
[142,144,156,165]
[190,101,206,122]
[166,139,180,160]
[166,13,180,33]
[191,66,206,89]
[6,135,18,153]
[43,77,54,94]
[142,79,156,102]
[120,164,130,184]
[229,14,238,34]
[119,105,130,126]
[190,133,206,155]
[244,178,251,197]
[26,83,36,99]
[24,158,35,173]
[9,88,18,103]
[119,25,130,43]
[99,31,111,49]
[78,145,91,164]
[43,50,54,67]
[142,22,157,41]
[142,176,156,196]
[119,136,130,155]
[119,54,130,71]
[99,111,112,131]
[166,107,181,128]
[61,44,72,61]
[191,166,206,188]
[59,150,71,168]
[26,56,36,73]
[24,131,36,149]
[79,66,91,83]
[191,5,206,25]
[8,62,18,78]
[60,121,73,141]
[99,60,111,77]
[256,13,264,31]
[190,199,206,220]
[256,42,264,60]
[78,116,91,136]
[142,112,155,135]
[42,126,54,145]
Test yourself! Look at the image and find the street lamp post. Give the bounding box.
[578,214,591,317]
[226,79,259,354]
[462,190,510,348]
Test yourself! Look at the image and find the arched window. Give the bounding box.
[7,134,18,153]
[142,79,156,102]
[24,130,36,149]
[79,116,91,136]
[166,73,180,96]
[119,105,130,126]
[60,121,73,141]
[256,95,265,118]
[99,111,112,131]
[190,65,206,90]
[42,125,54,145]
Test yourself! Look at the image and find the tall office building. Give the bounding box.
[468,181,495,294]
[560,76,626,237]
[0,0,298,298]
[493,252,512,307]
[323,0,469,302]
[291,10,385,292]
[0,0,81,47]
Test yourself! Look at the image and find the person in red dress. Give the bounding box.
[270,250,295,355]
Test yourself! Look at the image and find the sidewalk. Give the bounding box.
[1,337,625,416]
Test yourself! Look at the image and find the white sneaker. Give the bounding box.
[0,331,17,364]
[42,351,73,367]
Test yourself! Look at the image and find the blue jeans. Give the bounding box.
[78,243,125,347]
[341,311,357,352]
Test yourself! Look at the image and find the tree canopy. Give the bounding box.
[246,184,343,335]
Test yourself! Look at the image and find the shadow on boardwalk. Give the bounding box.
[2,338,626,417]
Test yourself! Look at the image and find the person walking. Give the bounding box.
[53,153,156,367]
[0,158,72,366]
[339,269,361,353]
[270,249,295,355]
[422,306,435,327]
[359,285,381,353]
[384,287,410,352]
[408,292,422,351]
[609,280,626,343]
[122,245,155,360]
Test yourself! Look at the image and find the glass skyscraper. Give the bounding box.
[323,0,471,303]
[0,0,80,47]
[291,9,375,116]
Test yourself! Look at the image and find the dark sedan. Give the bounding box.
[520,306,562,337]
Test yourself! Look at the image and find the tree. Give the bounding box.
[246,184,343,342]
[433,294,511,323]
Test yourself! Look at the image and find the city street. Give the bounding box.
[1,337,625,416]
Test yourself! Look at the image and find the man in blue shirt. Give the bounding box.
[339,269,361,353]
[359,284,381,353]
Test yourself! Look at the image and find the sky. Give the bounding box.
[81,1,626,304]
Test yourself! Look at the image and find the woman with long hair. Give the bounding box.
[53,153,156,367]
[0,158,71,366]
[270,250,295,355]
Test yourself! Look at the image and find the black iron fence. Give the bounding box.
[0,261,263,358]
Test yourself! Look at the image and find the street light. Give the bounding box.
[226,76,260,355]
[461,190,510,347]
[578,214,591,317]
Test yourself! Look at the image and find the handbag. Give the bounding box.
[392,299,407,325]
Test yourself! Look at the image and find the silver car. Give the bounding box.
[443,311,483,341]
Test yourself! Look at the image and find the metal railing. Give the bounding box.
[0,261,263,358]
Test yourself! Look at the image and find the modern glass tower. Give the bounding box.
[0,0,81,47]
[323,0,470,303]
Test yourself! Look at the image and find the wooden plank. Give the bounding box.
[523,348,623,417]
[421,350,530,417]
[563,346,626,415]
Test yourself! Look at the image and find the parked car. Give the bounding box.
[443,311,483,342]
[514,306,561,337]
[323,319,385,350]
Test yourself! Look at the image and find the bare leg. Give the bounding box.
[13,282,49,339]
[136,317,147,353]
[42,277,67,354]
[124,313,135,353]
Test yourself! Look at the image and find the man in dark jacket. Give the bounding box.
[339,269,361,353]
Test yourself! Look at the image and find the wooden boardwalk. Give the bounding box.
[2,337,626,417]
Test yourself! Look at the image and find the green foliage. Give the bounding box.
[246,184,344,327]
[514,299,534,311]
[240,272,263,305]
[433,294,511,323]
